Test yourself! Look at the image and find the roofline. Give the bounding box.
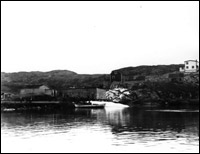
[184,60,199,62]
[1,92,13,94]
[22,84,50,89]
[111,70,123,74]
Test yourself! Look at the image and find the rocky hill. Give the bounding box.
[107,64,199,105]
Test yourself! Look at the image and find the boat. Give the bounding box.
[72,102,106,108]
[2,108,15,112]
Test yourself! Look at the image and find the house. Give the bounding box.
[180,60,199,73]
[20,85,57,97]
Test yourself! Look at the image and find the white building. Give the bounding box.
[180,60,199,73]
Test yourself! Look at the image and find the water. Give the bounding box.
[1,103,199,153]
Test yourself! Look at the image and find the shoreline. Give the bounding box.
[1,99,199,111]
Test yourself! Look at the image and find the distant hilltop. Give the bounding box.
[1,69,77,76]
[112,64,184,76]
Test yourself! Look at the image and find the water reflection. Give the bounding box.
[1,106,199,153]
[106,107,199,148]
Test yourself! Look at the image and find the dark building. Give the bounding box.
[110,70,145,83]
[110,71,122,82]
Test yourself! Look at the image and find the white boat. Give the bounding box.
[2,108,15,111]
[73,102,106,108]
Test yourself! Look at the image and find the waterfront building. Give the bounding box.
[20,85,57,97]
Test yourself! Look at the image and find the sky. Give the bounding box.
[1,1,199,74]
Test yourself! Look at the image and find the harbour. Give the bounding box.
[1,104,199,153]
[1,1,199,153]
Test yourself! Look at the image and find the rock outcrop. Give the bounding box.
[106,72,199,106]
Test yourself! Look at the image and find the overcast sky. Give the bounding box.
[1,1,199,74]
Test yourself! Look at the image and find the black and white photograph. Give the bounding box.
[1,1,199,153]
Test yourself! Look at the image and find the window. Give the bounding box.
[197,65,199,68]
[186,62,188,65]
[186,66,189,69]
[192,66,195,69]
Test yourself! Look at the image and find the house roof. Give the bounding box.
[23,84,49,89]
[184,60,199,62]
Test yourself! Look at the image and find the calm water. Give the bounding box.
[1,104,199,153]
